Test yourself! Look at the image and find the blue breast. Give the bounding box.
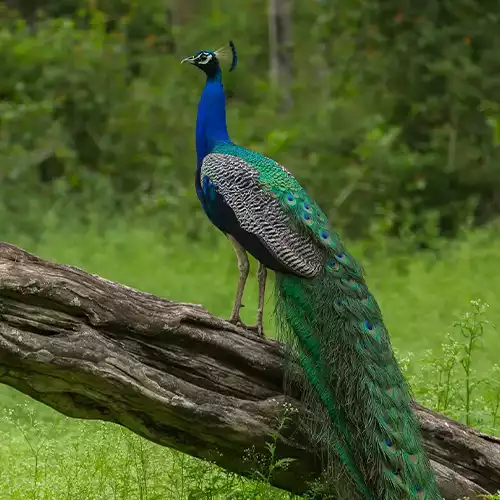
[198,171,233,232]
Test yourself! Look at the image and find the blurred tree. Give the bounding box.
[1,0,500,240]
[326,0,500,235]
[170,0,200,25]
[268,0,293,112]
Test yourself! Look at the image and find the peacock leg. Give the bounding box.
[247,263,266,336]
[227,235,250,327]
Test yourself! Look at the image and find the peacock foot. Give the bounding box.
[246,323,265,337]
[227,314,264,337]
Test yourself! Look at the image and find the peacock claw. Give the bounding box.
[246,323,265,337]
[227,313,245,328]
[227,316,264,337]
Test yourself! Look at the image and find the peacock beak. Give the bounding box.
[181,56,196,65]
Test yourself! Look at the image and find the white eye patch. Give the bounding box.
[197,53,213,65]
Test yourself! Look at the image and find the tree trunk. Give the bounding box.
[0,242,499,499]
[170,0,201,26]
[268,0,293,112]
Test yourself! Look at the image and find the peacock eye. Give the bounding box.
[198,53,211,64]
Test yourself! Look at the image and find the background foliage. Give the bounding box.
[1,0,500,240]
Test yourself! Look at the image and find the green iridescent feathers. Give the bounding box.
[276,269,440,499]
[211,141,440,499]
[274,222,440,497]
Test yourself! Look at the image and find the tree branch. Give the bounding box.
[0,242,498,499]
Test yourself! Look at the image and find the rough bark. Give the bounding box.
[0,242,498,499]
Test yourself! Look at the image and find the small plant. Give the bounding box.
[260,401,299,484]
[2,403,60,500]
[409,334,462,416]
[485,364,500,432]
[401,299,499,435]
[455,299,490,426]
[241,399,300,499]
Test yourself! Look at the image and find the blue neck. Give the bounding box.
[196,72,230,167]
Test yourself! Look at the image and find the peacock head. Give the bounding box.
[181,41,238,78]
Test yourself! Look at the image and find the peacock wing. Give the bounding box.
[201,151,324,278]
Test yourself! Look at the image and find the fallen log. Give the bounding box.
[0,242,498,499]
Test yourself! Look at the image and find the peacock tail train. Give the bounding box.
[273,205,441,499]
[185,42,441,499]
[275,267,440,499]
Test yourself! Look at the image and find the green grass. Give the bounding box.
[1,214,499,499]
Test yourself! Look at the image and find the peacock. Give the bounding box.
[182,41,441,500]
